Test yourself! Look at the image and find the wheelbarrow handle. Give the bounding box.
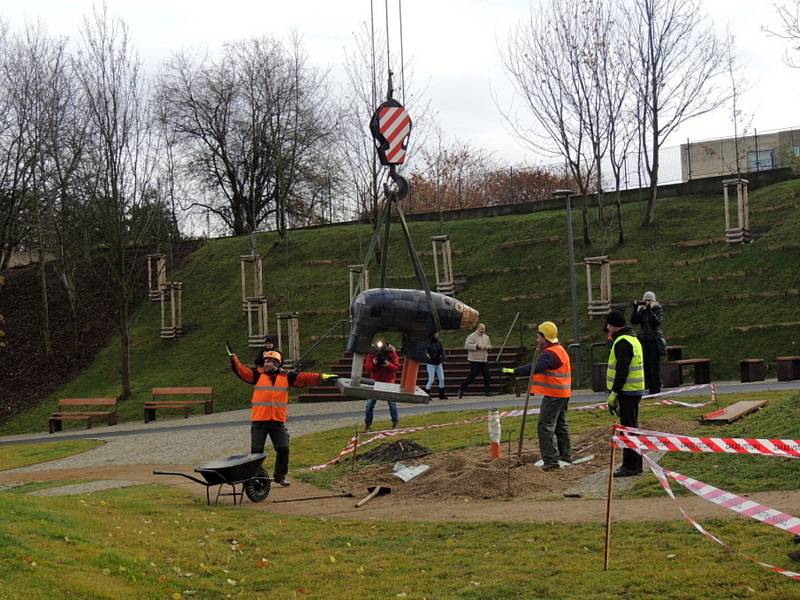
[153,471,210,486]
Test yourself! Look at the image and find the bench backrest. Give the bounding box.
[58,398,117,409]
[152,387,213,398]
[671,358,710,365]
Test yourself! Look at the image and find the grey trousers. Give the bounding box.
[537,396,571,466]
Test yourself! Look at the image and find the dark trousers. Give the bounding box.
[251,420,290,481]
[538,396,571,466]
[619,393,642,472]
[460,361,491,395]
[642,339,662,394]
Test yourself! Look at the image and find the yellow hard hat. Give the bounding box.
[537,321,558,343]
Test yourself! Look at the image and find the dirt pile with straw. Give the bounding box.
[336,417,696,501]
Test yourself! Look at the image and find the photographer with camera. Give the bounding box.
[630,290,665,395]
[363,341,401,432]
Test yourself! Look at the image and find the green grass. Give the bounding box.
[4,179,800,434]
[630,391,800,497]
[0,485,797,599]
[0,440,104,471]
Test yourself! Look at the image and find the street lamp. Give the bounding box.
[553,189,582,386]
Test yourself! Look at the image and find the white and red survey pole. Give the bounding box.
[488,408,502,459]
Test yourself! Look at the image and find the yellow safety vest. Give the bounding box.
[606,334,645,395]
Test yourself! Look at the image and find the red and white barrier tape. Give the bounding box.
[629,446,800,581]
[310,416,486,471]
[613,424,800,458]
[642,383,712,400]
[311,387,718,471]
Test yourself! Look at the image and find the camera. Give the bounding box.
[375,348,390,365]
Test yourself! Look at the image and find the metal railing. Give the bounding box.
[495,312,525,362]
[294,318,350,370]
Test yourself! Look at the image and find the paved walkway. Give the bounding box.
[1,379,797,475]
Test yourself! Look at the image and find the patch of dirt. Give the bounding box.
[358,440,431,463]
[336,417,698,502]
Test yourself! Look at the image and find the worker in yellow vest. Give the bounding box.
[604,310,646,477]
[231,349,337,486]
[502,321,572,471]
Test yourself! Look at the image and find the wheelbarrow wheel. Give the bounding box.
[244,468,271,503]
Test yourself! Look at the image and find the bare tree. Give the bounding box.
[0,20,36,270]
[74,7,158,401]
[624,0,731,225]
[764,1,800,67]
[501,0,601,245]
[339,20,432,224]
[159,34,336,238]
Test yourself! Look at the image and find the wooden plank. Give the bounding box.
[731,321,800,333]
[58,398,116,407]
[701,400,767,424]
[671,238,723,248]
[496,236,560,249]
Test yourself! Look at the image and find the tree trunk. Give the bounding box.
[581,194,591,246]
[38,248,53,361]
[615,186,625,245]
[119,300,131,401]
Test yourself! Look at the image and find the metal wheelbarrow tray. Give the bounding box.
[154,453,271,505]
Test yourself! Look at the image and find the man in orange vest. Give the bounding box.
[503,321,572,471]
[230,349,337,486]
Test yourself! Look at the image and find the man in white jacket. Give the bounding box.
[457,323,493,398]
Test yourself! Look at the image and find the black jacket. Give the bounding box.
[630,302,664,341]
[426,338,446,365]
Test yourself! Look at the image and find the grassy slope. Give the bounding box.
[3,180,800,434]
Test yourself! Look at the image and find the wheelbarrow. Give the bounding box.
[154,453,271,506]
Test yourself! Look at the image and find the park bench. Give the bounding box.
[777,356,800,381]
[663,358,711,388]
[145,387,214,423]
[665,345,687,361]
[48,398,118,434]
[740,358,767,383]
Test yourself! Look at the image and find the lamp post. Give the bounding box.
[553,189,581,386]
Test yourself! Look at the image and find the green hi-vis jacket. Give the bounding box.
[606,334,645,395]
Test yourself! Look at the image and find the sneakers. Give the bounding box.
[363,422,371,433]
[457,388,464,399]
[274,478,291,487]
[392,421,399,429]
[612,467,642,478]
[541,463,560,472]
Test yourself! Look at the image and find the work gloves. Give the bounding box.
[501,368,515,375]
[321,373,339,381]
[607,391,619,416]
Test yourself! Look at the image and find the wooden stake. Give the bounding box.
[507,429,512,497]
[603,433,617,571]
[516,346,540,465]
[351,425,360,472]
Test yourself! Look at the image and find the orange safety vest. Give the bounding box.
[251,372,290,422]
[530,344,572,398]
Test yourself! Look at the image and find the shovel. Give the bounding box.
[354,485,392,508]
[272,491,353,504]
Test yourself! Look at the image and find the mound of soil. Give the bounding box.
[336,417,697,502]
[358,440,431,463]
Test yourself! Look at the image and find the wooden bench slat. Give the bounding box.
[58,398,117,406]
[151,387,213,396]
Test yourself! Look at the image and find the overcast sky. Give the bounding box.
[1,0,799,167]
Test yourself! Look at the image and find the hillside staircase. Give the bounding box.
[297,346,526,402]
